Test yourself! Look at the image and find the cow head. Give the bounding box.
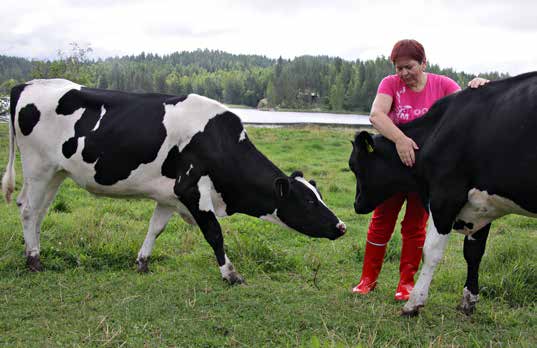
[349,131,418,214]
[272,171,346,240]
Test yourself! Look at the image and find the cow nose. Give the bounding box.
[337,221,346,234]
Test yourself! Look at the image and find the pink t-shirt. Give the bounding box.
[378,73,460,125]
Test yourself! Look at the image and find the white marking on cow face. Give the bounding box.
[239,130,246,142]
[294,177,327,207]
[455,188,537,235]
[260,209,291,229]
[162,94,229,152]
[186,164,194,176]
[292,176,346,231]
[197,175,227,216]
[92,106,107,131]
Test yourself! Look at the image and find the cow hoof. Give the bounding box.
[458,287,478,315]
[26,255,43,272]
[457,303,476,316]
[224,272,245,285]
[136,257,150,273]
[457,299,477,316]
[401,305,422,317]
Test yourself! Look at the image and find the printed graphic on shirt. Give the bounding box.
[392,86,429,123]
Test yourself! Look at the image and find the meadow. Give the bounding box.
[0,123,535,347]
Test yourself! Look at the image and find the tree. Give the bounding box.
[31,42,95,85]
[0,79,18,95]
[266,79,276,106]
[346,67,363,111]
[329,75,345,111]
[97,72,109,89]
[222,73,244,104]
[1,48,508,111]
[165,71,180,94]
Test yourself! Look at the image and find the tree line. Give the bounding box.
[0,46,509,113]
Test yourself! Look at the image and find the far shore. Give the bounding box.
[225,103,370,115]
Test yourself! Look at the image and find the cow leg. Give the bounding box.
[34,173,66,246]
[197,210,243,284]
[19,172,65,271]
[179,186,244,285]
[136,203,175,273]
[458,223,490,315]
[402,215,450,316]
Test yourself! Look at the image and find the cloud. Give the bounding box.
[439,0,537,32]
[0,0,535,75]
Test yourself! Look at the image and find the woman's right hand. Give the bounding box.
[395,136,419,167]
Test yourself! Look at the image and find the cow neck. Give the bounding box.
[399,96,452,150]
[395,96,453,206]
[227,140,286,217]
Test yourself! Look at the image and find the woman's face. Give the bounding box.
[394,57,425,88]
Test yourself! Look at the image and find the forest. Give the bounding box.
[0,44,509,113]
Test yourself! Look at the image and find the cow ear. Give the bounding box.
[309,179,317,187]
[273,177,290,199]
[290,171,304,179]
[356,131,375,154]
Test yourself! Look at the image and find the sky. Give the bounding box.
[2,0,536,76]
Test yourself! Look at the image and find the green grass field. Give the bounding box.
[0,123,535,347]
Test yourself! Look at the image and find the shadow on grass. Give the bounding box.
[226,232,300,274]
[0,245,171,275]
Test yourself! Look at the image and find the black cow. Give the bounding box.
[349,72,537,315]
[2,79,346,283]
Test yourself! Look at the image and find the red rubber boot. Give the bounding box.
[394,238,423,301]
[352,241,387,294]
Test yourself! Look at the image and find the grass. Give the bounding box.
[0,123,536,347]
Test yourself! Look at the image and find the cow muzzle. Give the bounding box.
[336,221,346,235]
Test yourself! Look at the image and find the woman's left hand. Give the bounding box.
[468,77,490,88]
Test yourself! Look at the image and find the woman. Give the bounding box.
[352,39,489,300]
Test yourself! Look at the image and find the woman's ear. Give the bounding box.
[421,58,427,71]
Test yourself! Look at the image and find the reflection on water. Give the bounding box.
[230,108,370,126]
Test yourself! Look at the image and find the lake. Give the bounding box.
[0,108,371,127]
[229,108,370,127]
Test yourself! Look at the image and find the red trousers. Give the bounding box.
[367,192,428,247]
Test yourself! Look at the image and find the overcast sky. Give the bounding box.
[2,0,536,75]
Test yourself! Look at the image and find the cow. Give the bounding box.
[2,78,346,284]
[349,71,537,315]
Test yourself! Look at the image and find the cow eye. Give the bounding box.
[307,199,316,204]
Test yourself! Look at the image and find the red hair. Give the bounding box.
[390,39,426,64]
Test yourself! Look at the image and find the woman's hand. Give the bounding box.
[468,77,490,88]
[395,136,419,167]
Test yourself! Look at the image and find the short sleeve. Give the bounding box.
[441,76,461,96]
[377,75,396,97]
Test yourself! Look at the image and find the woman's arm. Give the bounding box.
[369,93,419,167]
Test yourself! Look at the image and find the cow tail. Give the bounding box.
[2,107,16,204]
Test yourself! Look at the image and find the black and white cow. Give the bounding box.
[2,79,346,283]
[349,72,537,315]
